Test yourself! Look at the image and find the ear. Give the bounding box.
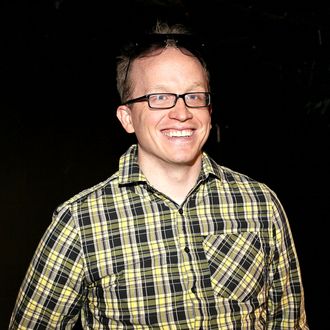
[116,105,135,133]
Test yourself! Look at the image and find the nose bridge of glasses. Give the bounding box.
[175,94,189,108]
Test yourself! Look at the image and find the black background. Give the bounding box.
[1,1,329,328]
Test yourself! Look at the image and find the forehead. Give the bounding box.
[126,47,209,98]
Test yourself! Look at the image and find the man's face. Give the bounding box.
[117,47,212,168]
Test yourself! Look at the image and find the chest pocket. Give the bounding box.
[86,246,181,326]
[203,232,265,302]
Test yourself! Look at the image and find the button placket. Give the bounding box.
[176,206,194,293]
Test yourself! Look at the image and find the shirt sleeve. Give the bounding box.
[267,191,309,329]
[9,205,86,329]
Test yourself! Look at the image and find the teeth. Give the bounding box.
[164,130,193,137]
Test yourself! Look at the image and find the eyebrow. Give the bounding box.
[150,82,206,93]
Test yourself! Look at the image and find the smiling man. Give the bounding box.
[10,22,308,329]
[117,45,212,205]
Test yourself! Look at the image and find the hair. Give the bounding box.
[116,21,210,103]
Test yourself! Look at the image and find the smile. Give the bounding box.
[162,130,194,137]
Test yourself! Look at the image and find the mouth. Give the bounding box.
[162,129,194,138]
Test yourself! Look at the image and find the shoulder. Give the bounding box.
[212,161,278,201]
[54,170,120,216]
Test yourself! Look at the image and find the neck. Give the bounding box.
[139,155,202,205]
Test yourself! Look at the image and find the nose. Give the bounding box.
[168,98,193,121]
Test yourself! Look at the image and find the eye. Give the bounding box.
[149,94,171,103]
[156,94,168,101]
[187,93,203,101]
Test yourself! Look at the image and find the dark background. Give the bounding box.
[1,0,329,328]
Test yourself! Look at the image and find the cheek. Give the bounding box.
[200,113,212,129]
[139,112,166,129]
[131,112,158,136]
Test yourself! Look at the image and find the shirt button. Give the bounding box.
[178,208,183,215]
[184,246,190,253]
[191,286,197,294]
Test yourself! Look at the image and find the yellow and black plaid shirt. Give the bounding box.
[10,144,308,329]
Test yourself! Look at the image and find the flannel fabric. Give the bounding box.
[10,144,308,329]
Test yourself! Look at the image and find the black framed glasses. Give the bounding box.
[124,92,211,110]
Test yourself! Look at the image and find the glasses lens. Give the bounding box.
[149,94,176,108]
[185,93,210,107]
[147,93,211,109]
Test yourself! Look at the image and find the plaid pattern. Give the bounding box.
[10,145,308,329]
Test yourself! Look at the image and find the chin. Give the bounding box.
[167,154,200,166]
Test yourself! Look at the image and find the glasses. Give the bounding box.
[124,92,211,110]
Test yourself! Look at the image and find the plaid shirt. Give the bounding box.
[10,144,308,329]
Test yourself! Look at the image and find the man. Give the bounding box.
[10,22,308,329]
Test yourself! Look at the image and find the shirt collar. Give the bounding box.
[200,151,222,181]
[118,144,222,185]
[118,144,147,185]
